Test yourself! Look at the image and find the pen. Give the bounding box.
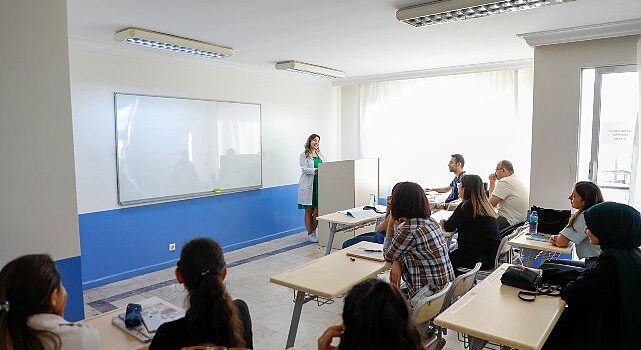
[364,249,382,252]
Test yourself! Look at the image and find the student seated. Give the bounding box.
[488,160,529,231]
[546,181,603,269]
[0,254,101,350]
[425,154,466,210]
[440,174,499,275]
[383,182,455,299]
[317,278,423,350]
[542,202,641,350]
[150,238,253,350]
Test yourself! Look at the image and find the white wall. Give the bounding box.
[530,35,639,208]
[69,43,340,214]
[340,85,360,160]
[0,0,80,265]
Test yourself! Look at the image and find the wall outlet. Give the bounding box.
[168,243,176,251]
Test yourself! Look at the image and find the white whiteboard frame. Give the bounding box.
[114,92,263,206]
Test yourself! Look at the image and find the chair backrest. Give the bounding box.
[442,262,481,310]
[412,282,452,325]
[496,224,525,266]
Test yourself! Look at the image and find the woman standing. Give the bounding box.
[547,181,604,268]
[0,254,101,350]
[441,174,499,274]
[543,202,641,350]
[298,134,324,243]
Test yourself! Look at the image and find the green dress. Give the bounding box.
[298,156,322,209]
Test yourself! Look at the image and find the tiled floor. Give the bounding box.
[84,232,467,350]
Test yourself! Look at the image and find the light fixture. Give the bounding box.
[397,0,576,27]
[275,61,345,79]
[114,27,233,59]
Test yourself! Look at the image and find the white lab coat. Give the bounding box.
[297,151,325,206]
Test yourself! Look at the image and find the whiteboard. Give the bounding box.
[115,93,261,205]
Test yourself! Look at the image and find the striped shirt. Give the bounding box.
[383,217,455,298]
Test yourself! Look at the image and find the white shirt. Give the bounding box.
[27,314,101,350]
[492,174,529,226]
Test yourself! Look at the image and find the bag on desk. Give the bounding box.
[500,266,542,291]
[531,206,571,235]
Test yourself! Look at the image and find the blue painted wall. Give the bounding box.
[55,256,84,321]
[79,184,303,289]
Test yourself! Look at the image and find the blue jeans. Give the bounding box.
[342,231,385,249]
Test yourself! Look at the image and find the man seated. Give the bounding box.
[426,153,466,210]
[488,160,529,231]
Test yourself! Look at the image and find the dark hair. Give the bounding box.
[177,238,245,347]
[451,154,465,167]
[568,181,604,229]
[304,134,320,157]
[0,254,62,350]
[390,182,431,219]
[497,160,514,173]
[339,279,423,350]
[460,174,496,218]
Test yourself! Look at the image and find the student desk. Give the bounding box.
[316,205,387,255]
[84,309,149,350]
[82,296,183,350]
[270,241,390,349]
[508,228,574,267]
[434,263,566,350]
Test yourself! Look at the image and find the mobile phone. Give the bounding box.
[124,303,143,328]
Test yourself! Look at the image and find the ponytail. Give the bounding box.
[178,238,245,348]
[186,272,245,347]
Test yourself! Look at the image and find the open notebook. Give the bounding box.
[526,233,551,242]
[111,297,184,343]
[346,242,385,262]
[338,208,377,219]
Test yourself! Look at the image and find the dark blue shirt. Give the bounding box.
[445,172,465,203]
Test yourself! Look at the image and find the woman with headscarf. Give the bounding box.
[543,202,641,350]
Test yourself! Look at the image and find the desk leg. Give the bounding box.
[468,336,487,350]
[521,248,536,267]
[325,223,337,255]
[285,290,306,349]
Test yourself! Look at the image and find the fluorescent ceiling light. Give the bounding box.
[275,61,345,79]
[114,27,233,58]
[397,0,576,27]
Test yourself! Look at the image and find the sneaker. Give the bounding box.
[308,231,318,243]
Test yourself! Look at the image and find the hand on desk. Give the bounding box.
[439,219,446,228]
[549,235,558,245]
[318,324,344,350]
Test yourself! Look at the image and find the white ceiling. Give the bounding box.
[67,0,641,79]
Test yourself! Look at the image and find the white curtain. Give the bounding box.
[628,38,641,210]
[358,69,533,196]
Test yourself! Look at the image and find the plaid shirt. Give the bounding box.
[383,217,455,298]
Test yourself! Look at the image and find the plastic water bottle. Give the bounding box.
[528,211,538,234]
[369,194,376,207]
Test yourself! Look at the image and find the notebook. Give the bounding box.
[338,208,376,219]
[526,233,550,242]
[346,245,385,262]
[141,300,184,332]
[111,313,153,343]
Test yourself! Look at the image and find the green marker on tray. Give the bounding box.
[213,188,222,194]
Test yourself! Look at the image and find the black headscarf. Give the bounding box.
[584,202,641,347]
